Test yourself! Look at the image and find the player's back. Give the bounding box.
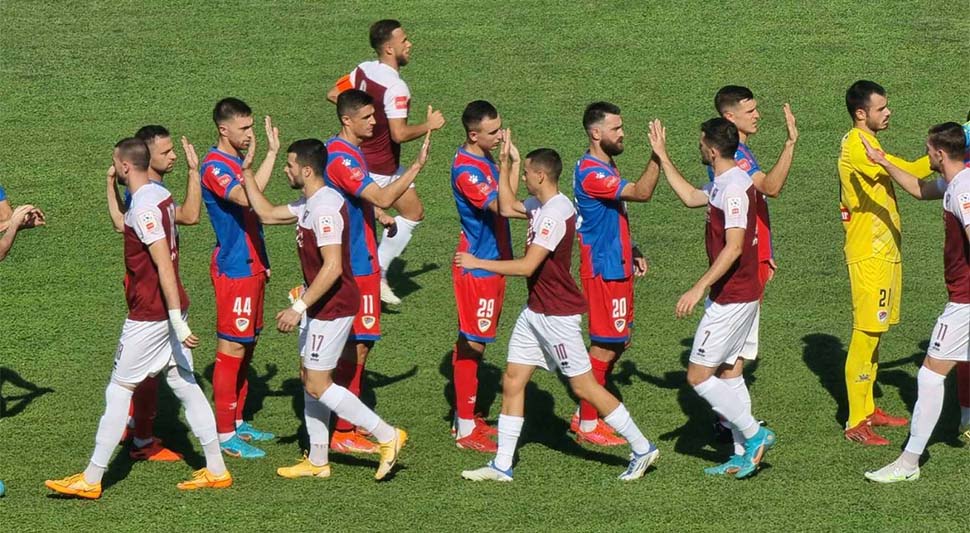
[573,153,632,280]
[943,169,970,303]
[451,147,512,272]
[200,147,269,278]
[705,167,761,304]
[323,136,379,277]
[524,194,587,316]
[124,182,189,321]
[348,60,410,175]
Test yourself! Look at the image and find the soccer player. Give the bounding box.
[458,133,658,482]
[106,126,202,462]
[326,19,446,304]
[708,87,798,451]
[201,98,280,458]
[571,102,657,446]
[648,117,776,478]
[324,89,432,453]
[449,100,512,452]
[861,122,970,482]
[240,137,408,480]
[956,114,970,443]
[46,139,230,499]
[839,81,933,445]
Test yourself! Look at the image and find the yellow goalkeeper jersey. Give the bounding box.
[838,127,932,264]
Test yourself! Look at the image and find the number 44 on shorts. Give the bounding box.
[233,297,252,332]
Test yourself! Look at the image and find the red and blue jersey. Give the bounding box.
[706,142,774,262]
[200,147,269,279]
[324,136,379,277]
[451,147,512,277]
[573,153,633,280]
[0,184,6,201]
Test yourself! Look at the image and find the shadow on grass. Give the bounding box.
[383,259,440,301]
[202,361,279,424]
[801,333,848,426]
[0,367,54,418]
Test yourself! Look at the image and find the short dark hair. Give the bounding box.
[845,80,885,119]
[114,137,151,170]
[583,101,621,132]
[926,122,967,160]
[336,89,374,120]
[287,139,328,177]
[714,85,755,115]
[370,19,401,50]
[461,100,499,133]
[525,148,563,183]
[134,125,170,144]
[700,117,740,158]
[213,97,252,125]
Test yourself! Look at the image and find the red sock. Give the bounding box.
[579,357,611,423]
[957,362,970,409]
[333,358,366,432]
[213,352,243,435]
[453,345,481,420]
[235,350,253,423]
[132,375,159,440]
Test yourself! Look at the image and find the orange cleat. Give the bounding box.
[844,420,890,446]
[129,438,183,462]
[869,407,909,427]
[575,420,627,447]
[331,429,379,454]
[456,426,498,453]
[176,468,232,491]
[45,473,102,499]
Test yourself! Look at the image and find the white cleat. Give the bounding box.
[380,279,401,305]
[461,461,513,482]
[619,446,659,481]
[864,459,920,484]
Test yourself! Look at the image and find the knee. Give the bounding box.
[405,203,425,223]
[686,368,710,388]
[589,343,621,362]
[501,372,527,396]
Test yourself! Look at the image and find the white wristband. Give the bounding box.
[168,310,192,342]
[291,299,308,315]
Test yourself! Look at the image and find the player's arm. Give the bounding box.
[325,72,354,105]
[105,166,126,233]
[239,167,297,225]
[278,243,342,333]
[146,238,198,348]
[455,243,549,278]
[676,227,744,318]
[174,136,202,226]
[388,105,445,144]
[619,153,661,202]
[359,131,431,208]
[649,120,708,208]
[0,185,11,233]
[496,129,527,219]
[0,204,44,261]
[859,134,943,200]
[751,103,798,198]
[231,117,282,206]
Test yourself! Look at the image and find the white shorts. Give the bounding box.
[926,302,970,362]
[299,315,354,371]
[506,307,592,378]
[738,304,761,361]
[370,168,414,190]
[689,300,760,368]
[112,314,194,384]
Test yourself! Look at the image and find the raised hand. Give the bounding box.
[426,105,445,131]
[181,136,199,171]
[783,103,798,144]
[859,133,887,166]
[648,119,668,159]
[414,129,432,168]
[106,165,117,184]
[265,115,280,153]
[242,130,257,170]
[22,207,46,228]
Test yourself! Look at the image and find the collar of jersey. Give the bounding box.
[209,146,244,164]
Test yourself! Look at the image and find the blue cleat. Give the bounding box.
[221,435,266,459]
[236,421,275,442]
[704,455,745,476]
[619,444,659,481]
[734,427,776,479]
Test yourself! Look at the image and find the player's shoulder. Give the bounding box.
[132,182,171,209]
[949,168,970,196]
[720,167,753,193]
[314,186,347,211]
[543,193,576,219]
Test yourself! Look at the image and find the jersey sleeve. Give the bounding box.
[334,69,356,94]
[530,202,570,252]
[131,205,167,246]
[287,198,306,218]
[326,155,374,198]
[722,184,750,230]
[201,161,240,200]
[884,153,932,179]
[0,184,6,201]
[580,168,629,200]
[311,205,345,247]
[384,80,411,120]
[952,181,970,228]
[454,168,496,210]
[735,148,762,175]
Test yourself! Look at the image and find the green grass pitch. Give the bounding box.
[1,1,969,530]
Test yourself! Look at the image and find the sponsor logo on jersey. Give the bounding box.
[728,197,742,217]
[478,318,491,332]
[138,211,158,234]
[477,182,491,194]
[958,192,970,213]
[539,216,556,238]
[350,166,364,181]
[236,317,250,332]
[840,205,851,222]
[394,96,409,110]
[310,352,319,361]
[361,315,376,329]
[877,310,888,323]
[737,157,751,172]
[319,215,334,234]
[466,173,479,184]
[614,318,626,332]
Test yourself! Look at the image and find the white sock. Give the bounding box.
[961,407,970,427]
[167,366,226,476]
[84,381,134,484]
[579,419,597,433]
[320,384,394,443]
[456,417,475,439]
[235,419,244,428]
[903,366,946,460]
[693,377,759,439]
[378,216,420,276]
[304,391,331,466]
[723,376,751,455]
[218,432,235,443]
[603,404,651,455]
[494,414,523,471]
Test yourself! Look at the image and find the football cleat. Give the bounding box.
[277,456,331,479]
[380,279,401,305]
[44,473,102,499]
[704,455,746,476]
[619,445,659,481]
[868,407,909,427]
[451,414,497,437]
[375,428,408,480]
[236,421,275,442]
[864,460,920,483]
[331,429,380,454]
[130,438,183,462]
[0,479,5,498]
[844,420,889,446]
[461,460,513,482]
[959,423,970,444]
[734,426,776,479]
[176,468,233,491]
[575,420,628,447]
[455,426,497,453]
[220,435,266,459]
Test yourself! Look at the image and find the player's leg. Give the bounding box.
[278,368,334,478]
[378,185,424,303]
[867,260,908,427]
[331,340,378,453]
[128,374,182,462]
[956,362,970,439]
[715,358,749,457]
[165,362,232,491]
[233,274,273,441]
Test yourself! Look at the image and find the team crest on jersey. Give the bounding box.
[319,215,334,234]
[236,318,250,332]
[361,315,376,329]
[728,197,742,217]
[539,216,556,237]
[614,319,626,332]
[478,318,492,332]
[138,211,158,233]
[877,310,888,323]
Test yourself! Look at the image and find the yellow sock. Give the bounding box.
[865,360,879,417]
[845,330,881,428]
